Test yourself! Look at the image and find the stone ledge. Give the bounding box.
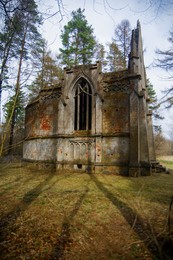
[24,132,130,141]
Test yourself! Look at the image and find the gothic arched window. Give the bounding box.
[74,78,92,131]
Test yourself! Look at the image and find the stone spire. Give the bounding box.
[130,29,138,58]
[137,19,140,29]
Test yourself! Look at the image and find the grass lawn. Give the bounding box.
[0,159,173,259]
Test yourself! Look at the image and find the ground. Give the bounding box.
[0,156,173,259]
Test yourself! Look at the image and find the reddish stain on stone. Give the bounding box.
[40,117,51,131]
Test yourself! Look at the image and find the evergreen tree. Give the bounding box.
[59,8,96,67]
[0,0,43,155]
[0,11,23,122]
[3,90,25,127]
[0,0,21,18]
[147,79,163,133]
[2,90,25,155]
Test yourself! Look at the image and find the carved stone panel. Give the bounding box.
[103,80,131,94]
[69,138,95,163]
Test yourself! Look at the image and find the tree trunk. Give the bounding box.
[0,23,28,156]
[0,34,14,122]
[7,109,16,155]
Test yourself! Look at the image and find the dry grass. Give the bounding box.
[0,161,173,259]
[157,156,173,170]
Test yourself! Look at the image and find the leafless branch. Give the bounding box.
[55,0,66,22]
[103,0,128,11]
[129,0,173,21]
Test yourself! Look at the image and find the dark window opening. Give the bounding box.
[74,79,92,131]
[77,164,82,169]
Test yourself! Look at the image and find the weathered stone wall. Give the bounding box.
[102,137,129,164]
[23,139,57,161]
[23,22,156,176]
[102,92,129,134]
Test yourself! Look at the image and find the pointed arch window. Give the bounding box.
[74,78,92,131]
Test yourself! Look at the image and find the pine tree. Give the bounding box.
[2,89,25,155]
[3,90,25,127]
[147,79,163,133]
[0,0,43,156]
[59,8,96,67]
[0,12,22,123]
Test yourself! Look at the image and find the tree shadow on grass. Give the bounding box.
[0,174,55,256]
[89,174,173,260]
[51,183,90,260]
[0,176,36,197]
[0,172,79,258]
[0,176,22,189]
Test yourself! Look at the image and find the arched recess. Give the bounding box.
[74,77,92,131]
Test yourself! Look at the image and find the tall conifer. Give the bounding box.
[59,8,96,66]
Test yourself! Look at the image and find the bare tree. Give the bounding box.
[112,19,131,68]
[106,42,124,71]
[155,29,173,108]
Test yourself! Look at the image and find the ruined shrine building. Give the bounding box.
[23,21,156,176]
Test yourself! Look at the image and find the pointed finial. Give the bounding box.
[137,20,141,29]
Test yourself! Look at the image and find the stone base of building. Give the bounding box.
[22,159,56,172]
[129,164,151,177]
[56,163,94,173]
[129,167,141,177]
[22,159,139,176]
[94,165,129,176]
[55,162,129,175]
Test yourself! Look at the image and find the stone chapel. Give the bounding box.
[23,21,156,176]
